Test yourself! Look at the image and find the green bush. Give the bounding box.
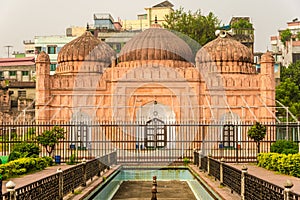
[257,153,300,178]
[0,156,9,164]
[8,142,40,162]
[0,157,52,180]
[270,140,299,154]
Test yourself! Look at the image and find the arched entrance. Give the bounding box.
[135,101,176,149]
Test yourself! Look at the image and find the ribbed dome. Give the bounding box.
[36,51,50,63]
[118,27,193,63]
[261,51,274,63]
[196,34,255,74]
[57,31,115,64]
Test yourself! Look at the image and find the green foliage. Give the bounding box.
[0,157,53,180]
[163,7,220,48]
[280,61,300,87]
[36,126,65,156]
[248,122,266,142]
[270,140,299,154]
[0,156,9,164]
[231,19,253,29]
[8,142,40,162]
[248,122,266,153]
[183,157,190,166]
[257,153,300,178]
[280,29,292,45]
[297,32,300,40]
[277,61,300,120]
[67,153,77,165]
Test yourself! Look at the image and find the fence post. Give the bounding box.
[207,154,210,175]
[57,168,63,200]
[193,149,196,165]
[241,165,248,200]
[6,180,16,200]
[284,180,294,200]
[220,158,225,186]
[199,150,202,168]
[96,156,101,177]
[82,158,87,187]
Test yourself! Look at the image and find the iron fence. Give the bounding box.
[208,158,220,181]
[244,173,284,200]
[1,151,117,200]
[223,163,241,194]
[0,121,299,164]
[199,156,300,200]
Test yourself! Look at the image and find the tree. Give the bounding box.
[231,19,253,29]
[280,29,292,46]
[276,61,300,120]
[248,122,266,154]
[36,126,65,157]
[297,32,300,41]
[280,61,300,86]
[163,7,220,49]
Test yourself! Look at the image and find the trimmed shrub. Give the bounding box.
[257,153,300,178]
[0,157,53,180]
[8,142,40,161]
[270,140,299,154]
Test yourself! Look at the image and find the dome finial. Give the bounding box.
[155,15,158,24]
[86,23,90,30]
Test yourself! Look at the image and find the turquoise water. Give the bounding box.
[85,168,217,200]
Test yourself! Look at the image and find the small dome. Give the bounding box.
[261,51,274,63]
[118,27,193,63]
[196,33,255,74]
[57,31,115,64]
[36,51,50,63]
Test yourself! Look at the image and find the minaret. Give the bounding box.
[260,51,275,121]
[35,51,51,122]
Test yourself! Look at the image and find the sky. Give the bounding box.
[0,0,299,58]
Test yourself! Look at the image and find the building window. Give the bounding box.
[50,64,57,71]
[144,118,167,149]
[11,100,18,108]
[35,47,42,54]
[47,46,56,54]
[22,71,29,76]
[0,71,3,78]
[222,124,235,148]
[18,90,26,98]
[9,71,16,77]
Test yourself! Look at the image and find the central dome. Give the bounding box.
[118,27,193,63]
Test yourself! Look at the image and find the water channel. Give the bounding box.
[85,167,220,200]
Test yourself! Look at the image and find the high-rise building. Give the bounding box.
[270,18,300,67]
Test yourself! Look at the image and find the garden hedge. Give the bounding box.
[0,156,53,180]
[257,153,300,178]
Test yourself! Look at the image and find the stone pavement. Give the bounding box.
[227,163,300,194]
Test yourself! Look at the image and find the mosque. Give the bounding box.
[35,24,275,153]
